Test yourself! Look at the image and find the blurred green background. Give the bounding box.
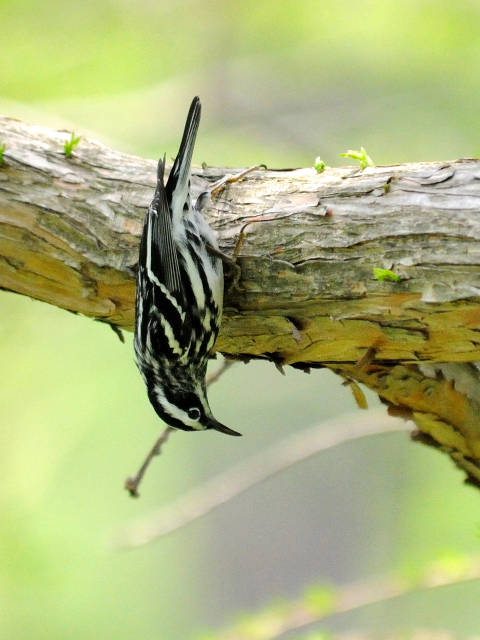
[1,0,480,638]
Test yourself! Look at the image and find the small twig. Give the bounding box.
[114,408,411,547]
[206,357,236,385]
[124,357,236,497]
[124,427,174,497]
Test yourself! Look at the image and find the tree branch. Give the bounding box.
[3,115,480,358]
[2,115,480,488]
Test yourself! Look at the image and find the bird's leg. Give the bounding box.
[209,164,267,197]
[206,244,241,291]
[207,164,267,292]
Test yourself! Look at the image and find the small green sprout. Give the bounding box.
[0,140,6,164]
[340,147,374,169]
[373,268,402,282]
[314,156,327,173]
[64,132,82,157]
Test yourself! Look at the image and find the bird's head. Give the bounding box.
[147,377,241,436]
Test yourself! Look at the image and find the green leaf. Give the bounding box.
[314,156,327,173]
[64,132,82,157]
[0,141,6,164]
[340,146,374,169]
[373,268,402,282]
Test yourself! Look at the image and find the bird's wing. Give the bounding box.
[142,157,183,296]
[165,96,201,227]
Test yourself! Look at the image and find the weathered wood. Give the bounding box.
[2,114,480,488]
[2,115,480,362]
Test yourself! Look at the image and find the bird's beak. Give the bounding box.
[208,418,242,436]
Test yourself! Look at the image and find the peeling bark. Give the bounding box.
[1,115,480,488]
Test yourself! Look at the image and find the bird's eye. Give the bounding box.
[187,407,201,421]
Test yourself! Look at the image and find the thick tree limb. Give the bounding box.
[2,115,480,359]
[2,115,480,488]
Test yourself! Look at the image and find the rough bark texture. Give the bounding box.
[1,115,480,488]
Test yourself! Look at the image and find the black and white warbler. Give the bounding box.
[134,96,241,437]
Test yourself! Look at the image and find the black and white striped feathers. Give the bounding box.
[134,97,240,436]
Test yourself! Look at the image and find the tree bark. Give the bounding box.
[2,115,480,488]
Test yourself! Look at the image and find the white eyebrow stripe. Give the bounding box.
[154,390,206,431]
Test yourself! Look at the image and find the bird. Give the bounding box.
[134,96,241,437]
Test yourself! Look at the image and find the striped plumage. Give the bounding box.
[134,97,241,436]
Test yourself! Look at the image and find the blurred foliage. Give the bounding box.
[1,1,480,639]
[2,0,480,166]
[196,551,480,640]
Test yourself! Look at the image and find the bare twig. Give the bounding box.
[123,357,237,497]
[114,408,411,547]
[206,357,236,386]
[124,426,174,497]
